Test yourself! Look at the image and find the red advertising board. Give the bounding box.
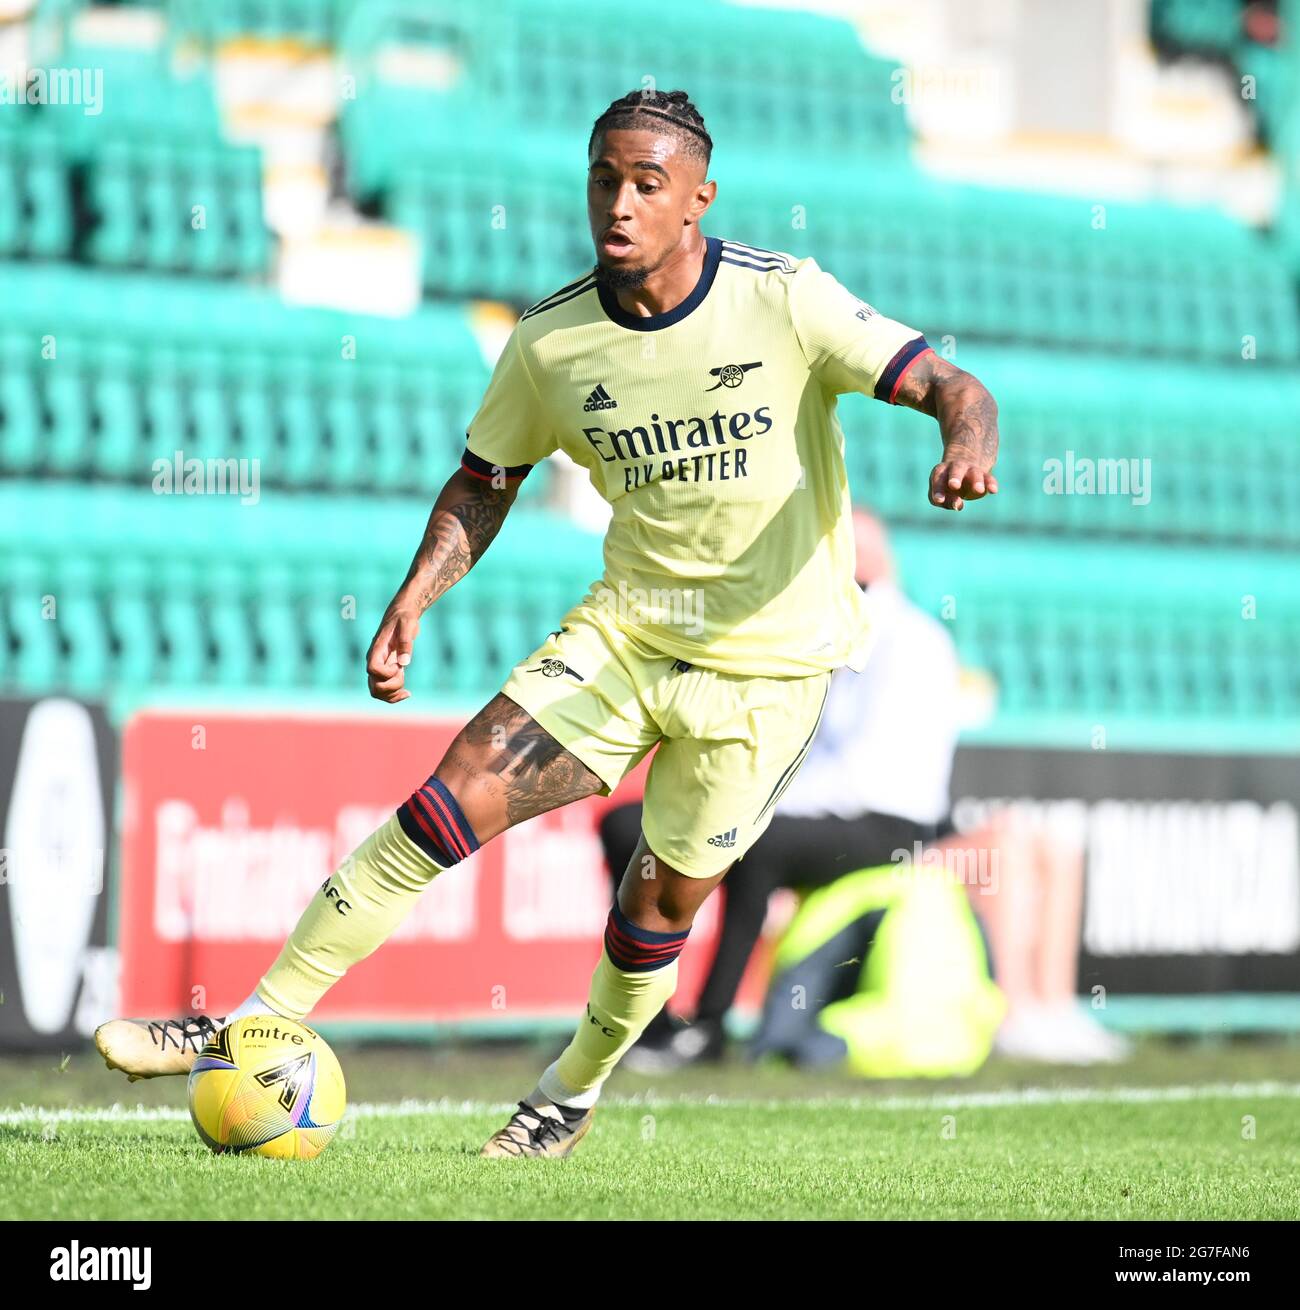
[119,710,768,1025]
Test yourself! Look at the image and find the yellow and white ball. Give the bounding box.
[188,1016,346,1160]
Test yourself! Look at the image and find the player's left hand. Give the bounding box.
[929,458,998,511]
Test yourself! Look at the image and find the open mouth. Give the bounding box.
[600,230,635,255]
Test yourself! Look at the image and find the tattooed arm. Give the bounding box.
[892,353,1000,511]
[367,467,519,702]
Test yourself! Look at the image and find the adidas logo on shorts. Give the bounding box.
[583,383,617,411]
[706,827,737,849]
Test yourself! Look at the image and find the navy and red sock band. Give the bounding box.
[396,776,481,867]
[397,789,690,974]
[604,902,690,972]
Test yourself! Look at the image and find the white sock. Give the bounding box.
[536,1061,601,1111]
[224,990,290,1023]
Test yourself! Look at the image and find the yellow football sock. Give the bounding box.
[538,951,681,1109]
[257,815,443,1021]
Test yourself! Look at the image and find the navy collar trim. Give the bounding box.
[596,236,722,332]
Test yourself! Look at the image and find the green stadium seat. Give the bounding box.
[0,119,74,259]
[107,557,159,687]
[90,342,143,479]
[157,558,208,687]
[0,144,18,253]
[0,335,42,475]
[3,555,62,694]
[45,365,90,475]
[56,558,111,695]
[205,560,256,689]
[303,563,354,690]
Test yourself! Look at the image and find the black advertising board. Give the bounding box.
[950,746,1300,996]
[0,697,117,1049]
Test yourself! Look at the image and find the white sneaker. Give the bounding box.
[995,1002,1131,1065]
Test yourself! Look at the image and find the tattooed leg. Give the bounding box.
[242,693,601,1022]
[433,693,604,842]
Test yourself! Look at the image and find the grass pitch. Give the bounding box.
[3,1040,1300,1220]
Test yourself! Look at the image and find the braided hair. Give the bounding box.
[588,89,712,165]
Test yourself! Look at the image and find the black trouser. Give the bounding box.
[598,801,933,1026]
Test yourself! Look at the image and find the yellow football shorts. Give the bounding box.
[500,600,831,878]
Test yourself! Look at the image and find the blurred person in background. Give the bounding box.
[935,807,1130,1064]
[602,508,1129,1072]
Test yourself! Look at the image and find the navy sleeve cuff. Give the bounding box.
[461,447,533,481]
[874,336,933,403]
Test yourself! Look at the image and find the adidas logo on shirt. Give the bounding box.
[583,383,617,412]
[706,828,738,849]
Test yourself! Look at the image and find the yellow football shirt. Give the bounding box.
[462,236,932,677]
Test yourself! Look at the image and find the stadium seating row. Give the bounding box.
[0,263,531,498]
[839,346,1300,549]
[0,43,266,275]
[3,482,1296,744]
[85,137,266,276]
[16,0,903,279]
[0,483,593,698]
[16,0,1293,343]
[387,135,1300,363]
[340,0,909,197]
[893,528,1300,741]
[3,263,1295,549]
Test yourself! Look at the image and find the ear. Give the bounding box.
[685,178,717,226]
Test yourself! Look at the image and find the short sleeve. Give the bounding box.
[462,328,558,480]
[789,258,932,403]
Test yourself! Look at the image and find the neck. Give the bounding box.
[614,232,707,318]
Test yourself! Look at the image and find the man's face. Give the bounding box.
[587,127,711,288]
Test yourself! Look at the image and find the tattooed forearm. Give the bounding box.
[936,381,999,468]
[406,491,509,606]
[892,354,1000,469]
[395,470,516,614]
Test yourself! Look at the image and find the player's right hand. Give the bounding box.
[366,605,421,703]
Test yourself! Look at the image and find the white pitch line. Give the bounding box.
[2,1081,1299,1127]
